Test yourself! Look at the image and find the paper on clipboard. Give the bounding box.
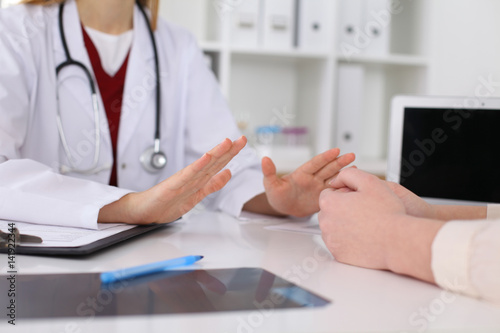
[0,220,136,248]
[265,221,321,235]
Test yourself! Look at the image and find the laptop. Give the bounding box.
[386,95,500,206]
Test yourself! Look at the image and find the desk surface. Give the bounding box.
[1,210,500,333]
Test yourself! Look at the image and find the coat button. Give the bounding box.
[121,163,127,170]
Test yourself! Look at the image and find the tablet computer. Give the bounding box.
[0,267,330,318]
[387,95,500,205]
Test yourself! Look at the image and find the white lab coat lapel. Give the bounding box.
[119,5,156,158]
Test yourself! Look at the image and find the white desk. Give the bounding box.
[2,210,500,333]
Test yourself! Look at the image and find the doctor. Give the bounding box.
[0,0,354,229]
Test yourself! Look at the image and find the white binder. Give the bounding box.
[337,0,363,58]
[230,1,262,47]
[297,0,333,52]
[336,64,364,155]
[363,0,391,55]
[261,0,296,49]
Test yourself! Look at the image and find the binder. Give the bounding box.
[337,0,363,57]
[363,0,391,55]
[230,0,262,47]
[296,0,333,52]
[336,64,364,155]
[338,0,392,57]
[261,0,296,49]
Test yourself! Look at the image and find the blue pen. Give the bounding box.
[100,255,204,284]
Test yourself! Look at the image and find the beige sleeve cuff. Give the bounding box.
[431,221,487,298]
[486,204,500,220]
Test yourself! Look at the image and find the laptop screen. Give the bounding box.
[400,107,500,203]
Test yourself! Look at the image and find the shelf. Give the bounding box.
[200,41,224,53]
[230,47,331,59]
[162,0,429,161]
[355,158,387,178]
[254,144,313,174]
[200,43,333,60]
[337,54,429,67]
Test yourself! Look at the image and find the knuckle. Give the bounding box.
[319,189,334,208]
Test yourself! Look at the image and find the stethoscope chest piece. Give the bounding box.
[140,146,167,173]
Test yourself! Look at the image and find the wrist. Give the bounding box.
[243,193,287,217]
[428,203,439,220]
[434,205,487,221]
[385,215,445,284]
[98,192,137,224]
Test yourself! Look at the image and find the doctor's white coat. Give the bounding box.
[0,1,264,229]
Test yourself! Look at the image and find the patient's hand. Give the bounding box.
[385,181,437,219]
[318,168,444,284]
[318,168,407,270]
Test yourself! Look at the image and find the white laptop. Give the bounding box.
[387,95,500,206]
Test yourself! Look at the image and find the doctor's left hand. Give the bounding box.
[98,137,247,225]
[260,148,355,217]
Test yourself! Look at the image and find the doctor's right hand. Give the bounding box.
[98,136,247,225]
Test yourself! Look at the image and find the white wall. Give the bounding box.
[158,0,211,41]
[427,0,500,97]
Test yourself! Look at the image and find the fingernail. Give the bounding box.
[328,176,337,185]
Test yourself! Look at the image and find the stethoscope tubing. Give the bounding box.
[56,2,103,174]
[136,2,162,152]
[55,0,165,175]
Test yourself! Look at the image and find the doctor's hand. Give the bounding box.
[98,137,247,225]
[246,148,355,217]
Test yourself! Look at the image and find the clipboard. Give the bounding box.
[0,224,169,257]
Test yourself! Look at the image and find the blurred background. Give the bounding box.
[3,0,500,176]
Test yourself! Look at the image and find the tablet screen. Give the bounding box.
[1,268,330,319]
[400,107,500,203]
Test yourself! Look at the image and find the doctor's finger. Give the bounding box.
[197,169,232,197]
[166,138,234,189]
[201,136,247,177]
[170,137,245,192]
[298,148,341,175]
[315,153,356,182]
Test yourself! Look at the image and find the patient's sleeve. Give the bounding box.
[431,220,500,305]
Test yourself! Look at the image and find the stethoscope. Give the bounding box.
[56,0,167,175]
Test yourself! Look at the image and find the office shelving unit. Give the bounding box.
[159,0,430,176]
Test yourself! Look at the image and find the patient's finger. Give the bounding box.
[329,168,379,191]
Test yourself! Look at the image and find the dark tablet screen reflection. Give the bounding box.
[2,268,330,319]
